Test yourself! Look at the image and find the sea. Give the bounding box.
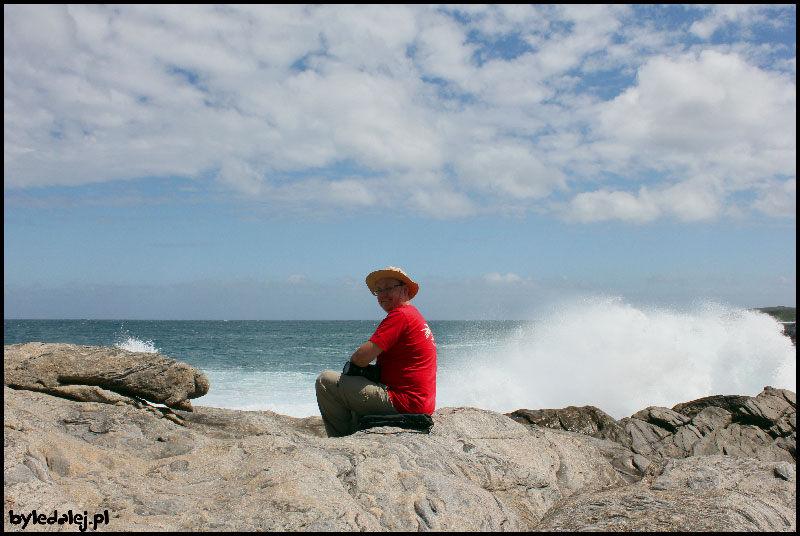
[4,298,796,420]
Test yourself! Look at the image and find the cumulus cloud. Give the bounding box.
[3,4,795,223]
[597,50,795,163]
[564,188,661,224]
[572,48,796,223]
[562,179,725,224]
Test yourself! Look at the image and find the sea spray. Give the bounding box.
[436,297,796,419]
[197,368,322,416]
[114,324,160,354]
[7,310,790,419]
[115,336,160,354]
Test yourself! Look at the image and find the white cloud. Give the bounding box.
[689,5,768,40]
[597,50,795,162]
[529,4,628,77]
[483,272,524,284]
[3,5,795,223]
[456,142,566,199]
[580,49,796,222]
[3,4,77,63]
[563,178,727,224]
[657,179,722,222]
[407,181,477,220]
[753,178,796,218]
[564,188,661,224]
[286,274,308,285]
[414,12,476,89]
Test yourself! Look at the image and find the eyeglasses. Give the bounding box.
[371,283,405,296]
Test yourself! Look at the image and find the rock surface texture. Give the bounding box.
[507,386,796,482]
[4,343,209,411]
[4,344,796,532]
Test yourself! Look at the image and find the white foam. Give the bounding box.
[195,369,320,417]
[114,335,160,354]
[437,297,795,419]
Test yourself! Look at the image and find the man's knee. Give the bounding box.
[316,369,340,395]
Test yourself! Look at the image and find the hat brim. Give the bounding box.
[366,269,419,299]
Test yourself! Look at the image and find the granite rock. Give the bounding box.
[4,343,209,411]
[7,385,794,532]
[3,344,796,532]
[508,386,795,484]
[4,387,624,531]
[537,455,796,531]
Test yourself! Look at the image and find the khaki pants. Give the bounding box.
[315,369,398,437]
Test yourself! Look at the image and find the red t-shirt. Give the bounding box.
[369,304,437,414]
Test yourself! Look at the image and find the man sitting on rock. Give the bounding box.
[315,266,437,437]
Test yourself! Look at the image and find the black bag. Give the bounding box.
[357,413,434,433]
[342,361,382,383]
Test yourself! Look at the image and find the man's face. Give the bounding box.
[374,278,408,312]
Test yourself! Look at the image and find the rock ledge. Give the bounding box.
[4,343,796,532]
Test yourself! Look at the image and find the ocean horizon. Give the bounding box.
[4,298,796,420]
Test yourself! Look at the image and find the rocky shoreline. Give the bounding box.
[4,343,796,531]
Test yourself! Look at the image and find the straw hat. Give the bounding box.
[365,266,419,299]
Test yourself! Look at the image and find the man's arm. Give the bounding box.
[350,341,383,367]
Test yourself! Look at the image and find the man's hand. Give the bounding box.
[350,341,383,367]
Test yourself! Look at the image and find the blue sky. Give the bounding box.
[4,4,796,320]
